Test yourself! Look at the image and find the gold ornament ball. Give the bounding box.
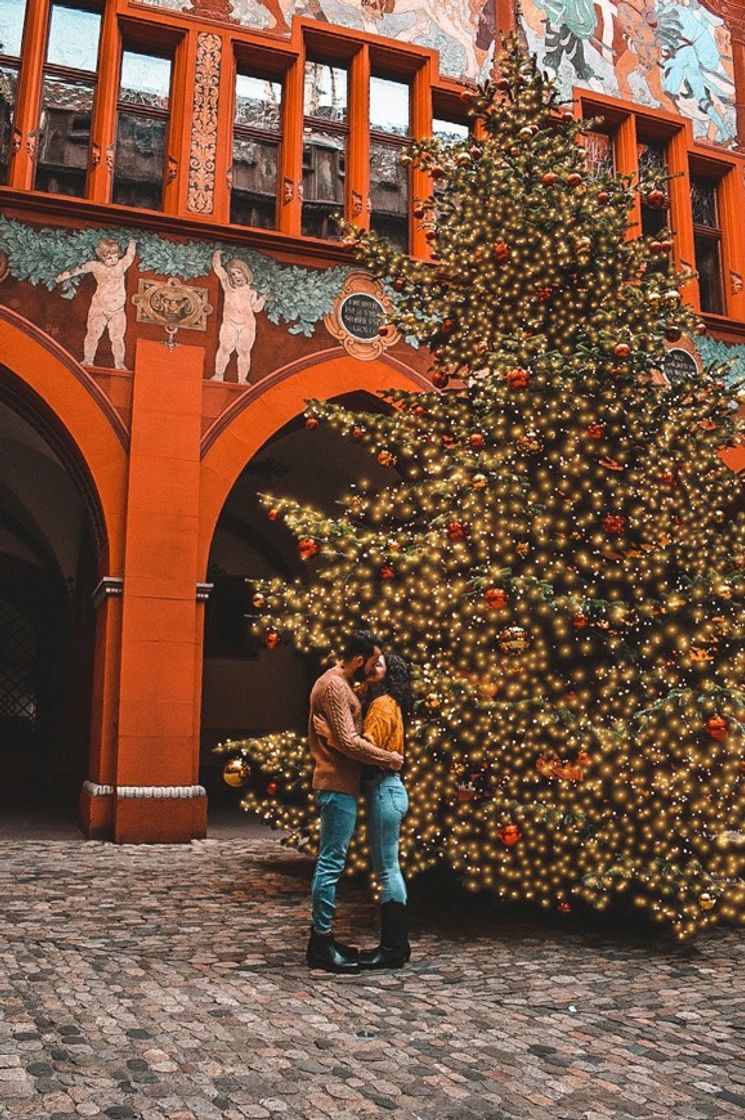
[425,692,442,709]
[471,473,488,489]
[499,626,530,654]
[223,756,251,788]
[699,893,716,911]
[252,592,266,608]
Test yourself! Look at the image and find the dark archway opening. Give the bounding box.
[0,387,100,832]
[201,391,392,831]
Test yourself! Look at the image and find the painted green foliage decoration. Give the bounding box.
[695,336,745,389]
[0,216,351,337]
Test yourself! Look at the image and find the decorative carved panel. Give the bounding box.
[187,32,222,214]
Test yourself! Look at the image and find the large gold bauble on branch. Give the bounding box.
[699,893,716,911]
[499,626,530,653]
[223,756,251,787]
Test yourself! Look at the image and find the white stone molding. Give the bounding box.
[82,782,206,799]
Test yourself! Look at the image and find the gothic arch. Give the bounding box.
[198,351,430,578]
[0,307,129,570]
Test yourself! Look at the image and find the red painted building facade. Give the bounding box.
[1,0,743,842]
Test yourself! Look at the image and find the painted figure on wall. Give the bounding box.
[55,238,137,369]
[656,0,734,143]
[212,250,268,383]
[520,0,736,146]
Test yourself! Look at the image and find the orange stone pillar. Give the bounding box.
[79,578,123,838]
[113,338,208,843]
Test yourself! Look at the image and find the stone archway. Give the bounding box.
[198,353,428,827]
[0,309,129,832]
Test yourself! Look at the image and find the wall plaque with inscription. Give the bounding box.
[663,347,699,384]
[325,271,400,360]
[339,292,385,340]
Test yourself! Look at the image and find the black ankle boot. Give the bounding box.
[306,928,361,974]
[359,901,411,970]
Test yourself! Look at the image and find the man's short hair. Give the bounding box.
[341,629,381,662]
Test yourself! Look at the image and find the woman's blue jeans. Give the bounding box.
[364,772,409,904]
[311,790,357,934]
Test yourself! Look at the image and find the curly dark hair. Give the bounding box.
[369,652,414,726]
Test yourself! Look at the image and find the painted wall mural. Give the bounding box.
[137,0,496,81]
[0,217,423,380]
[520,0,737,146]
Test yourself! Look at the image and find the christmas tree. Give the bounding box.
[218,39,745,938]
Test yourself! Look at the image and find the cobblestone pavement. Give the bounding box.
[2,833,745,1120]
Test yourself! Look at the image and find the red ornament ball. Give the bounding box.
[298,538,319,560]
[707,716,729,741]
[392,276,406,292]
[613,343,631,359]
[352,426,364,440]
[380,566,395,581]
[468,432,485,449]
[506,367,530,389]
[602,514,626,535]
[441,318,457,334]
[447,521,467,540]
[265,629,280,650]
[432,371,450,389]
[493,240,512,264]
[557,901,572,914]
[267,781,278,796]
[566,172,583,188]
[267,508,280,522]
[586,423,605,440]
[484,587,508,610]
[572,613,588,630]
[541,171,557,186]
[645,188,668,209]
[597,190,610,204]
[305,417,319,430]
[500,824,522,847]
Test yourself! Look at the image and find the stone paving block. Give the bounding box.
[1,837,745,1120]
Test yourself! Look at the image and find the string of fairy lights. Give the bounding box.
[216,37,745,938]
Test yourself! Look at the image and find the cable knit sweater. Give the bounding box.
[308,666,399,793]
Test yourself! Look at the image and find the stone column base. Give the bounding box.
[80,782,208,843]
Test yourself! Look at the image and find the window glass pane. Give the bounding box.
[638,141,669,239]
[370,138,408,251]
[120,50,171,110]
[301,126,345,239]
[691,178,718,228]
[370,76,409,135]
[638,139,666,177]
[0,0,26,58]
[47,4,101,72]
[304,62,346,123]
[113,111,167,209]
[34,75,94,195]
[0,64,18,183]
[235,74,281,131]
[433,117,468,144]
[584,131,613,178]
[695,233,724,314]
[230,136,279,229]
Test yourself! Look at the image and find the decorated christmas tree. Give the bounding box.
[218,39,745,938]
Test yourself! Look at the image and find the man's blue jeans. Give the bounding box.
[311,790,357,934]
[364,772,408,904]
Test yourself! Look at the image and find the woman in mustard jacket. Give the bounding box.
[314,651,412,970]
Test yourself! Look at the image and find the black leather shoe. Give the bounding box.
[306,929,361,974]
[359,902,411,970]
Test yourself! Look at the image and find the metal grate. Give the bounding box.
[0,597,38,723]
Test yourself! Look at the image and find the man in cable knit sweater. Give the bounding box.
[306,629,403,974]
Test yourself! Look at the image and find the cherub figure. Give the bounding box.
[55,238,137,369]
[212,250,268,384]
